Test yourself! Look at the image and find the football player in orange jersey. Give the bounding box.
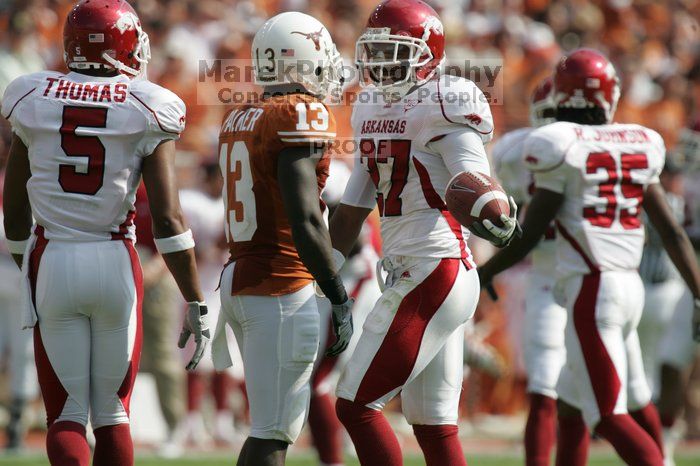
[209,12,350,466]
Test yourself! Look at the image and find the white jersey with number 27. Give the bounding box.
[523,121,665,278]
[1,70,185,242]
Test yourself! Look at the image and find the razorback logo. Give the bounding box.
[465,113,482,126]
[420,15,443,42]
[291,28,324,51]
[525,155,539,165]
[114,11,139,34]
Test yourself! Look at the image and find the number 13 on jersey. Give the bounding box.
[220,141,257,242]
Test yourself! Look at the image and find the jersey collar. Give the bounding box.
[66,71,130,83]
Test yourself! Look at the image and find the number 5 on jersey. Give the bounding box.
[220,141,257,242]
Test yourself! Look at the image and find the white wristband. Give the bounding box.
[332,248,346,271]
[154,229,195,254]
[6,239,28,255]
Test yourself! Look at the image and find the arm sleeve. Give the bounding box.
[428,128,491,177]
[340,158,377,209]
[646,129,666,186]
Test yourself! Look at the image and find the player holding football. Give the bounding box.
[328,1,519,465]
[209,12,350,466]
[491,77,567,466]
[1,1,209,465]
[479,48,700,466]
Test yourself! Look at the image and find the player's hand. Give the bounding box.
[471,196,522,248]
[326,298,354,357]
[693,298,700,342]
[179,301,210,370]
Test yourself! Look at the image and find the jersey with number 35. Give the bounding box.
[218,93,335,296]
[523,121,665,278]
[1,70,185,242]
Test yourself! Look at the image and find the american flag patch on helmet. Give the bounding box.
[88,33,104,43]
[281,49,295,57]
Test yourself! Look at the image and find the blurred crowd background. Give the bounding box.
[1,0,700,457]
[2,0,700,162]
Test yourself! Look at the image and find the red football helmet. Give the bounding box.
[553,48,620,123]
[673,117,700,171]
[529,76,555,127]
[63,0,150,78]
[355,0,445,96]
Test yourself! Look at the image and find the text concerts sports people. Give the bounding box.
[1,1,209,465]
[209,11,352,466]
[329,1,519,465]
[479,48,700,466]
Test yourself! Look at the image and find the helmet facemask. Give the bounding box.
[355,28,440,99]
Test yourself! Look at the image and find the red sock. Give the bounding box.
[336,398,402,466]
[413,424,467,466]
[631,403,664,457]
[308,392,344,465]
[212,372,230,412]
[46,421,90,466]
[595,414,663,466]
[93,424,133,466]
[555,412,589,466]
[187,371,205,412]
[525,394,557,466]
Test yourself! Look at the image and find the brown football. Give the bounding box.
[445,171,510,232]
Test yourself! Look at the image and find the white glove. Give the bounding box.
[693,298,700,342]
[470,196,522,248]
[178,301,210,370]
[326,298,354,356]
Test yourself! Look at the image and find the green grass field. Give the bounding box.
[1,453,700,465]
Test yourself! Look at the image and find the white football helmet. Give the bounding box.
[252,12,343,100]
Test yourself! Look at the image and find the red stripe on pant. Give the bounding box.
[355,258,460,404]
[29,227,70,428]
[116,239,144,416]
[573,272,621,418]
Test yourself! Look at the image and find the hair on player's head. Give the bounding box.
[555,107,607,125]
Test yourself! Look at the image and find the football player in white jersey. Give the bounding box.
[328,1,519,465]
[1,1,209,465]
[491,76,567,466]
[479,48,700,466]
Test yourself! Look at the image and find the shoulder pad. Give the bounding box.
[433,75,494,142]
[130,80,186,135]
[491,127,533,166]
[523,122,578,172]
[268,96,336,147]
[2,71,62,119]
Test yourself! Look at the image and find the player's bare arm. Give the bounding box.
[478,188,564,286]
[644,182,700,339]
[2,135,32,268]
[329,203,372,257]
[277,145,353,356]
[141,139,209,369]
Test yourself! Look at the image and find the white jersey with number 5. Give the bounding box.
[1,71,185,242]
[523,121,665,278]
[341,75,494,263]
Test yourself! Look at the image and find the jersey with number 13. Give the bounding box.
[218,93,336,296]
